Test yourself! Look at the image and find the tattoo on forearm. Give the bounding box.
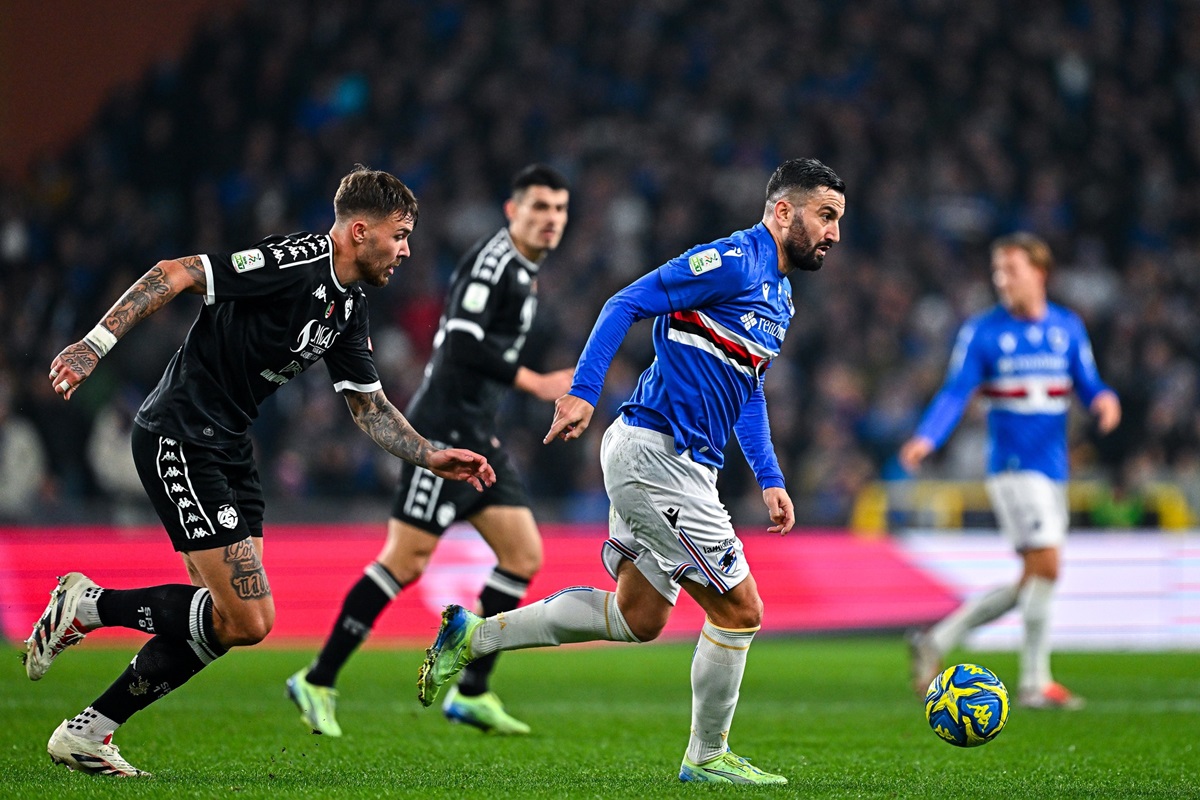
[102,257,206,337]
[346,390,433,466]
[224,539,271,600]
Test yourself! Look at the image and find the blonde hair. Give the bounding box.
[991,232,1053,274]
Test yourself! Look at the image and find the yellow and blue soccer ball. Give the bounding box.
[924,663,1009,747]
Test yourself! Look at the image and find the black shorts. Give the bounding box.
[132,423,265,552]
[390,436,530,536]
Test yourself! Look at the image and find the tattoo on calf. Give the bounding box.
[224,539,271,600]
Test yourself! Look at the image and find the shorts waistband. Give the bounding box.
[612,415,685,457]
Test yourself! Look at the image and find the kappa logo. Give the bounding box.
[176,498,194,509]
[231,248,266,273]
[161,452,179,462]
[740,310,757,331]
[313,284,328,302]
[163,467,182,478]
[170,483,185,494]
[662,507,680,529]
[217,504,239,529]
[687,248,723,276]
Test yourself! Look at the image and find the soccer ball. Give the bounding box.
[924,663,1009,747]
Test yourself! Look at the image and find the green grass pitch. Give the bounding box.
[2,637,1196,798]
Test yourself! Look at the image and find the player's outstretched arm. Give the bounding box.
[344,389,495,491]
[763,487,795,535]
[49,256,207,401]
[543,394,595,443]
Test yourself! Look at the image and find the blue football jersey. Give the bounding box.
[571,223,791,488]
[915,302,1112,480]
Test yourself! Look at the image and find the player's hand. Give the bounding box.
[1091,391,1121,435]
[426,448,496,492]
[543,394,595,443]
[763,487,794,535]
[48,341,100,401]
[898,436,935,473]
[517,367,575,402]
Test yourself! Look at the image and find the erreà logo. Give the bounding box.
[231,248,266,273]
[687,248,722,276]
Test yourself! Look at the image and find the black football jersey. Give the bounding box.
[407,228,541,442]
[136,232,380,446]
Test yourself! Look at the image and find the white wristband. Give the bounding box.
[82,324,118,358]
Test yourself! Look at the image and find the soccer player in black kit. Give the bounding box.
[288,165,571,737]
[24,166,495,777]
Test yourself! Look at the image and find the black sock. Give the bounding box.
[306,563,401,687]
[97,585,214,640]
[457,567,530,696]
[92,633,226,724]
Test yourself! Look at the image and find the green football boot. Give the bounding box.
[442,685,531,735]
[417,604,483,707]
[286,669,343,737]
[679,750,788,784]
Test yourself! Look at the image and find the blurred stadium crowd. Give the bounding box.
[1,0,1198,527]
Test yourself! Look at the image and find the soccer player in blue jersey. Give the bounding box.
[417,158,846,785]
[900,233,1121,709]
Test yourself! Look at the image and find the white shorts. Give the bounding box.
[599,416,749,604]
[985,471,1068,551]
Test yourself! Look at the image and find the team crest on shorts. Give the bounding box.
[217,504,239,529]
[718,548,738,575]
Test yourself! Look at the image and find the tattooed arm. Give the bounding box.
[344,389,496,491]
[49,256,208,400]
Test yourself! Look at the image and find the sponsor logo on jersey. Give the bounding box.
[344,297,353,319]
[217,504,239,529]
[1025,325,1043,346]
[688,248,722,275]
[784,289,794,316]
[462,281,491,313]
[260,360,304,385]
[1048,326,1068,353]
[313,284,328,301]
[723,247,743,258]
[231,248,266,273]
[999,332,1017,353]
[740,311,757,331]
[290,320,340,355]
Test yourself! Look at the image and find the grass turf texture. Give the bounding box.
[2,638,1196,798]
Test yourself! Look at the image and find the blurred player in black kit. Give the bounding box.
[25,166,495,777]
[289,164,572,736]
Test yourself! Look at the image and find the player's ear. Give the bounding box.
[503,198,518,222]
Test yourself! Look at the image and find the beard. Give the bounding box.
[783,226,829,272]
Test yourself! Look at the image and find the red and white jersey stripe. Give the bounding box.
[667,309,777,378]
[980,375,1073,414]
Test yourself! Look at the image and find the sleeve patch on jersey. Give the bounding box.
[462,281,491,313]
[687,248,723,275]
[231,248,266,273]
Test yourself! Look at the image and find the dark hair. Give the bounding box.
[511,163,570,197]
[334,164,419,223]
[765,158,845,205]
[992,232,1054,274]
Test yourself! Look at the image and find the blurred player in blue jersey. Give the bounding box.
[900,233,1121,709]
[416,158,846,785]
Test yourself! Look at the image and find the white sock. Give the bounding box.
[685,620,757,765]
[1018,576,1055,691]
[471,586,639,658]
[64,707,119,743]
[928,584,1020,655]
[75,585,104,630]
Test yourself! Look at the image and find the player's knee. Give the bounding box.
[216,608,275,647]
[499,549,542,579]
[618,603,669,642]
[711,595,763,630]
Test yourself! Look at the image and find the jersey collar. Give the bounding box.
[326,235,349,294]
[504,229,543,275]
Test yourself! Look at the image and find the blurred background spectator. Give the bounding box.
[1,0,1197,528]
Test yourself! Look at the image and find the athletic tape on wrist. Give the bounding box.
[82,324,118,358]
